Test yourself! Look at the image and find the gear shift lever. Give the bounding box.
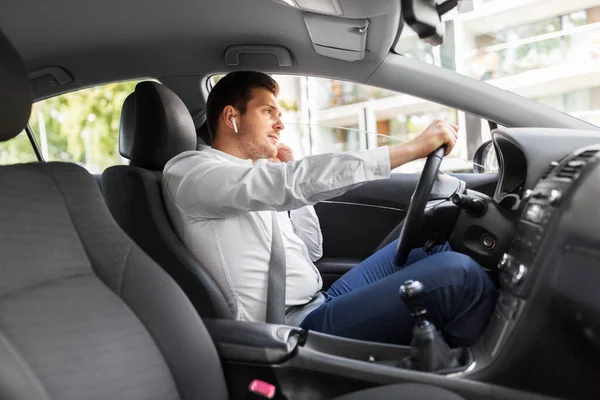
[398,280,460,372]
[399,280,428,326]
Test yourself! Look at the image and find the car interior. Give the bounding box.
[2,0,600,399]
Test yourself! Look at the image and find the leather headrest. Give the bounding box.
[0,31,33,142]
[119,92,136,159]
[129,82,197,170]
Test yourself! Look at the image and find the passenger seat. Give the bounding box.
[102,82,233,319]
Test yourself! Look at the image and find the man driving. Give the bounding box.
[162,71,497,347]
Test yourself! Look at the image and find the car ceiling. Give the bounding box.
[0,0,401,115]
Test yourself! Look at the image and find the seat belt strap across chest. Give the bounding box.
[266,211,286,324]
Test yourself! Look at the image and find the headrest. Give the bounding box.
[129,81,197,170]
[119,92,136,159]
[0,31,33,142]
[196,122,212,148]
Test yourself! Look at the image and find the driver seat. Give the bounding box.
[102,82,233,319]
[0,29,468,400]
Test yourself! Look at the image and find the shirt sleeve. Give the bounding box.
[166,146,391,219]
[290,206,323,262]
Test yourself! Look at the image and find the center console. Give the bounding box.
[206,279,474,377]
[481,146,600,361]
[205,317,550,400]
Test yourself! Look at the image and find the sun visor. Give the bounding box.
[29,66,74,100]
[304,13,369,61]
[273,0,393,18]
[293,0,342,15]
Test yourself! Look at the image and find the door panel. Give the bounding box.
[315,202,404,259]
[314,173,498,289]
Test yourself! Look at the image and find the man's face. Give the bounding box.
[236,88,284,160]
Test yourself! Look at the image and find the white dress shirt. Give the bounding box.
[162,145,391,322]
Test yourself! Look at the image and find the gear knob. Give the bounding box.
[399,280,428,324]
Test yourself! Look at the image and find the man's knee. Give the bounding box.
[434,252,497,346]
[460,254,496,299]
[433,252,494,290]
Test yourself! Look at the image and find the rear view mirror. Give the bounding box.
[401,0,458,46]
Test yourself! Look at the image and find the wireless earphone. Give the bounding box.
[230,116,238,133]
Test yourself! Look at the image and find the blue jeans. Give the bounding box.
[300,240,497,347]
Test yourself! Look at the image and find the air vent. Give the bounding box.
[541,161,559,179]
[555,150,599,181]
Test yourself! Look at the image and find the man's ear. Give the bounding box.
[222,105,238,132]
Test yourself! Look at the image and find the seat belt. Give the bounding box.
[266,211,286,324]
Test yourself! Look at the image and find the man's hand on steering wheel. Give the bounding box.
[411,120,459,157]
[388,120,459,170]
[390,119,459,266]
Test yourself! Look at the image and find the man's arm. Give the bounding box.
[388,120,458,169]
[165,120,458,220]
[166,146,391,219]
[290,206,323,262]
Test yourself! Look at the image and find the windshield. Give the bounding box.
[394,0,600,125]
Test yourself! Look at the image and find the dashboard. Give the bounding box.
[451,128,600,267]
[466,127,600,399]
[492,128,600,206]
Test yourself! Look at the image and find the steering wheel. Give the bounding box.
[394,146,446,266]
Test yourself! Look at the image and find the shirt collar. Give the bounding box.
[198,144,254,166]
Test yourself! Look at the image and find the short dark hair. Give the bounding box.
[206,71,280,140]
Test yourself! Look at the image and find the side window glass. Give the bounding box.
[28,81,141,173]
[266,75,491,173]
[0,131,39,165]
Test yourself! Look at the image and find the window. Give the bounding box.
[266,75,490,173]
[28,80,141,173]
[0,131,39,165]
[392,2,600,126]
[534,87,600,125]
[466,7,600,80]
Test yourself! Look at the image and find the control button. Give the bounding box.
[523,204,546,224]
[532,189,548,199]
[549,189,562,206]
[524,240,537,254]
[511,264,527,285]
[523,189,533,201]
[550,161,560,167]
[498,253,512,270]
[542,210,552,224]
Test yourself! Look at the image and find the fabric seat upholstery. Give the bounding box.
[102,83,233,319]
[0,163,228,400]
[0,32,227,400]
